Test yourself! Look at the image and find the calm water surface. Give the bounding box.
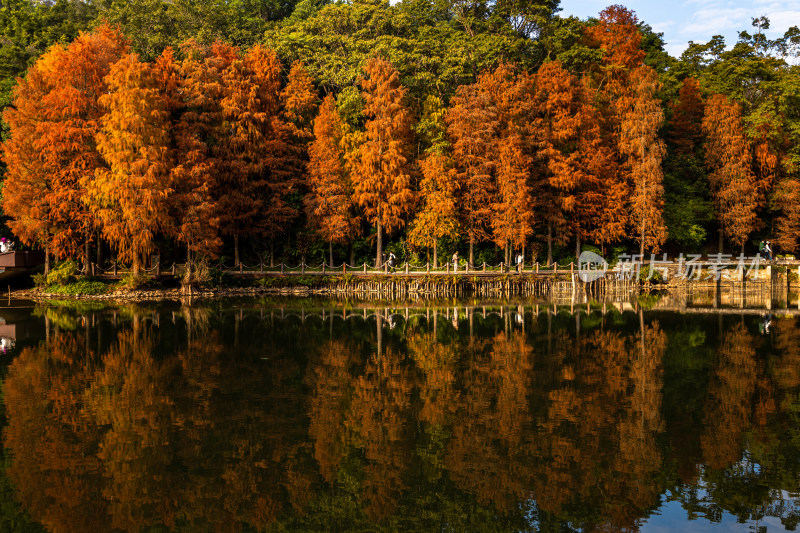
[0,298,798,532]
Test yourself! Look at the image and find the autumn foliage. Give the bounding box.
[4,4,799,270]
[702,94,760,250]
[350,57,414,266]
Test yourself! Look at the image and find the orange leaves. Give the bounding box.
[90,52,174,273]
[350,57,414,264]
[702,94,760,248]
[619,65,667,254]
[669,77,704,155]
[586,5,645,81]
[304,94,357,246]
[447,82,498,253]
[407,151,459,251]
[2,25,129,259]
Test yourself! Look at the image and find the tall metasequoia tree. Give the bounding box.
[304,94,357,265]
[582,5,647,257]
[408,96,459,268]
[170,40,227,265]
[702,94,760,252]
[491,134,533,262]
[619,65,667,257]
[774,177,800,252]
[215,43,291,266]
[274,59,318,262]
[1,25,129,272]
[407,151,459,268]
[480,64,535,263]
[533,60,615,261]
[2,60,53,271]
[448,82,498,266]
[351,57,414,267]
[90,52,174,275]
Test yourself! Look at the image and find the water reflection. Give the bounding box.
[1,300,799,532]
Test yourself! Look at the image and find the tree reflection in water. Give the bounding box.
[2,302,800,532]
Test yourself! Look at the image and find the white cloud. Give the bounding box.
[680,7,751,36]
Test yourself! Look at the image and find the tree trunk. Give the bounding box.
[96,236,103,269]
[469,234,474,268]
[234,233,240,267]
[349,244,355,266]
[433,240,438,269]
[576,234,581,261]
[186,244,192,284]
[44,242,50,275]
[84,240,91,276]
[718,227,724,254]
[133,254,141,276]
[329,241,334,267]
[375,220,383,267]
[547,222,553,265]
[270,241,275,267]
[639,223,646,258]
[505,243,510,265]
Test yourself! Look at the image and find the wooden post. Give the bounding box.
[302,261,305,274]
[113,262,117,276]
[405,262,409,275]
[447,263,450,274]
[156,259,161,276]
[426,262,430,274]
[363,262,367,274]
[536,262,539,274]
[500,262,504,273]
[483,262,486,273]
[281,263,285,274]
[239,262,243,273]
[171,263,175,276]
[570,262,574,277]
[260,262,263,274]
[322,261,326,274]
[343,263,346,274]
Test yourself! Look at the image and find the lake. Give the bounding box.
[0,297,798,532]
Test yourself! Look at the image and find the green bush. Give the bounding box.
[115,273,150,291]
[45,280,109,295]
[638,265,665,284]
[46,260,78,286]
[32,272,47,288]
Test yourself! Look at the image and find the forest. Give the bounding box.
[2,0,800,272]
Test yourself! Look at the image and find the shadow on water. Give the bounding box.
[0,296,798,532]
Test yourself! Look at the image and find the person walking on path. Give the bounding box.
[452,251,459,273]
[765,241,773,261]
[516,252,524,273]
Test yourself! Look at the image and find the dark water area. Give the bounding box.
[0,298,798,532]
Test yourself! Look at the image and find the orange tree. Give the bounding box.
[702,94,760,252]
[350,57,414,267]
[304,94,358,265]
[619,65,667,257]
[90,52,174,274]
[2,25,129,270]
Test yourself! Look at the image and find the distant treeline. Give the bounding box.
[1,0,800,271]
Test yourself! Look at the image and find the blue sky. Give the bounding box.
[558,0,800,57]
